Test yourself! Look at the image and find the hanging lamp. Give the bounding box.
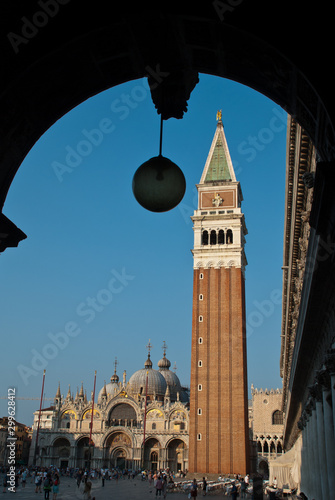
[132,115,186,212]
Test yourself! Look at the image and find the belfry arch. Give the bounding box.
[0,2,334,247]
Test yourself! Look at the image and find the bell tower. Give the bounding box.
[188,112,249,474]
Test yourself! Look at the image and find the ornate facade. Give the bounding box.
[29,345,190,472]
[250,386,284,476]
[277,116,335,497]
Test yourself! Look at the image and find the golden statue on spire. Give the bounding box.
[216,109,222,121]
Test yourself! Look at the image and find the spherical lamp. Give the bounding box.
[132,116,186,212]
[132,154,186,212]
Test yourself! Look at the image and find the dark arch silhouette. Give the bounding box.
[0,2,334,248]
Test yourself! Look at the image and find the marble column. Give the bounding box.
[298,415,307,492]
[317,367,335,497]
[303,412,311,496]
[325,348,335,438]
[310,405,322,496]
[315,398,329,499]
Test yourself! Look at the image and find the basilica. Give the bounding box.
[28,344,190,472]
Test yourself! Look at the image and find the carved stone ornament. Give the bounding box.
[308,383,322,402]
[316,367,331,390]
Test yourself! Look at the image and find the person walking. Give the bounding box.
[231,481,238,500]
[52,473,60,500]
[156,475,163,496]
[83,480,92,500]
[240,478,246,498]
[190,478,198,498]
[35,473,42,493]
[162,476,168,499]
[43,474,53,500]
[202,477,207,496]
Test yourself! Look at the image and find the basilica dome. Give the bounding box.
[157,353,182,399]
[98,371,120,400]
[128,354,167,397]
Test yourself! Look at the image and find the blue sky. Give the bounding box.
[0,74,286,425]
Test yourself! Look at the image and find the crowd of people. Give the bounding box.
[1,466,60,499]
[0,465,177,499]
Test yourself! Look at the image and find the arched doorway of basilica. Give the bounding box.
[76,436,94,469]
[52,437,71,469]
[166,439,187,473]
[111,447,127,469]
[104,431,133,470]
[150,451,158,471]
[144,438,161,471]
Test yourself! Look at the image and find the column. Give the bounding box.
[317,367,335,496]
[308,385,322,497]
[325,348,335,441]
[297,419,306,492]
[304,411,312,496]
[315,398,329,499]
[310,404,321,496]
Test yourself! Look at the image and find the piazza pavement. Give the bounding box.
[1,475,240,499]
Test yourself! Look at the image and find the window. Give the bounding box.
[197,433,202,441]
[198,337,203,344]
[199,315,203,322]
[202,230,208,245]
[199,294,203,300]
[152,423,156,430]
[272,410,283,425]
[198,408,202,415]
[226,229,233,244]
[199,273,204,279]
[198,360,202,367]
[210,230,217,245]
[218,229,224,244]
[198,384,202,391]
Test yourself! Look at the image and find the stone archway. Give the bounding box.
[76,436,94,470]
[143,438,161,471]
[111,447,127,469]
[258,459,269,478]
[1,3,335,248]
[166,438,187,473]
[52,437,71,469]
[104,431,133,470]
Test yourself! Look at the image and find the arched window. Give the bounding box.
[226,229,233,244]
[152,423,156,430]
[202,230,208,245]
[272,410,283,425]
[270,441,276,453]
[263,441,269,453]
[210,230,217,245]
[257,441,262,453]
[277,441,282,454]
[218,229,224,244]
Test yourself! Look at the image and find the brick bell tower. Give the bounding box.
[188,112,249,475]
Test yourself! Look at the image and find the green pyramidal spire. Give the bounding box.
[200,111,236,184]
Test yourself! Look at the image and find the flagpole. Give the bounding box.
[88,371,97,470]
[142,370,149,469]
[34,369,46,466]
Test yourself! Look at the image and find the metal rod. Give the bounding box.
[159,114,163,156]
